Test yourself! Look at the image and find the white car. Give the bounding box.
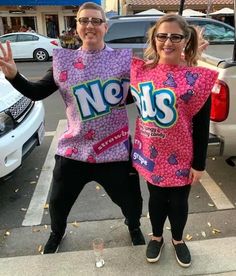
[0,32,60,62]
[0,71,45,178]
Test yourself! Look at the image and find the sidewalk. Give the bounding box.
[0,236,236,276]
[0,214,236,276]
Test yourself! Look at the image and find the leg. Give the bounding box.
[168,185,191,241]
[147,183,169,238]
[168,185,191,267]
[44,156,88,254]
[125,161,143,228]
[49,156,88,235]
[95,161,145,245]
[146,183,168,262]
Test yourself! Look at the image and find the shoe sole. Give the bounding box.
[146,242,164,263]
[173,250,191,268]
[43,232,67,254]
[172,242,191,268]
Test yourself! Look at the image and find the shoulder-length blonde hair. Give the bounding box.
[144,14,198,67]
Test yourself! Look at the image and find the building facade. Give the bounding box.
[0,0,101,36]
[121,0,234,15]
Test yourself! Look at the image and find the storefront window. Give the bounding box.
[45,15,59,38]
[23,17,37,32]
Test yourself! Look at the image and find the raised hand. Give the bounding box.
[0,40,18,79]
[195,26,209,56]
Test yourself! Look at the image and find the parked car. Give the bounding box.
[105,15,234,59]
[0,32,60,62]
[0,71,45,179]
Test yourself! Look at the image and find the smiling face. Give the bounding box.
[155,21,187,65]
[76,9,108,51]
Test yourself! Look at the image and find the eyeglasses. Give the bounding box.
[155,33,186,43]
[76,17,104,26]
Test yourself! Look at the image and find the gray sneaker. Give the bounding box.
[146,238,164,263]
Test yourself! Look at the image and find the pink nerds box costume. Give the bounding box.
[131,58,218,187]
[52,47,132,163]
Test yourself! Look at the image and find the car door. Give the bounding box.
[16,34,39,59]
[105,20,154,57]
[0,34,18,58]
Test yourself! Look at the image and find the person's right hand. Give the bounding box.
[0,40,18,80]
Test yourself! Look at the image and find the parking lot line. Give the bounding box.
[45,131,56,137]
[22,118,234,226]
[22,120,66,226]
[200,172,235,210]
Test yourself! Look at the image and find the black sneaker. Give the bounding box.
[129,228,146,245]
[172,241,191,267]
[146,238,164,263]
[43,232,66,254]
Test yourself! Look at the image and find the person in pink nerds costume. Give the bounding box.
[130,14,218,267]
[0,2,145,254]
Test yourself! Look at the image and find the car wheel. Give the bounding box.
[33,49,49,62]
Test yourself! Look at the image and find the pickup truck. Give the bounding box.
[198,46,236,165]
[105,15,236,166]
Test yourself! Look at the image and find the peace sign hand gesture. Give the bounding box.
[0,40,18,80]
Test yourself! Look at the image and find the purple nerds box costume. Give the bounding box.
[52,47,132,163]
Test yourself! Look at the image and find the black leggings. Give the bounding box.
[49,155,143,236]
[147,183,191,241]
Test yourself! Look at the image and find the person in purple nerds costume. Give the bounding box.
[130,14,218,267]
[0,2,145,254]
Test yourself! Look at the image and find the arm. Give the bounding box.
[0,40,58,101]
[126,87,134,105]
[189,96,211,183]
[8,68,58,101]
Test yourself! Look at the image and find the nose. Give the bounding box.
[164,37,173,44]
[86,21,94,27]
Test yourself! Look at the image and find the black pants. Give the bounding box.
[147,183,191,241]
[49,155,143,236]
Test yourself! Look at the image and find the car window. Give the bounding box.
[0,35,17,43]
[203,23,234,42]
[189,20,234,43]
[17,34,39,42]
[105,21,153,43]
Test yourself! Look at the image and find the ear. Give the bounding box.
[104,23,108,33]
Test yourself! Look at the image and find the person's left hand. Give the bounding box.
[189,168,204,185]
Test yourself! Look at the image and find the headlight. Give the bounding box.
[0,112,14,137]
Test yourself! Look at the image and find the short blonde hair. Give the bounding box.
[77,2,106,22]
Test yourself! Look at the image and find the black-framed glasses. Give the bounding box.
[155,33,186,43]
[76,17,104,26]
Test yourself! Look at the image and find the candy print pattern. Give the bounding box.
[131,59,218,187]
[84,129,95,140]
[59,70,68,82]
[87,155,96,163]
[151,175,164,184]
[65,147,78,157]
[176,169,190,178]
[53,48,133,163]
[180,89,194,103]
[74,57,85,69]
[63,132,73,139]
[163,73,177,87]
[168,154,178,165]
[150,145,158,159]
[185,71,198,86]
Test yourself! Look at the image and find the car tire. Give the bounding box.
[33,48,49,62]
